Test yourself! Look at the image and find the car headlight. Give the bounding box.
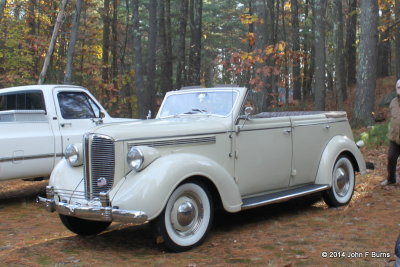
[127,147,144,171]
[64,144,83,167]
[127,146,160,172]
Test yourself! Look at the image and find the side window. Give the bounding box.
[0,91,46,111]
[57,92,100,119]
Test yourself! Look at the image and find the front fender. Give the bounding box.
[49,159,84,192]
[315,135,366,185]
[110,153,242,220]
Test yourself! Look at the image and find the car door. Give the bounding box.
[289,114,331,186]
[234,116,292,197]
[53,88,103,151]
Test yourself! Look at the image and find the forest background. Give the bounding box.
[0,0,398,126]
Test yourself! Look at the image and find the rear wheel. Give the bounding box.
[322,156,355,207]
[153,182,213,252]
[59,214,111,236]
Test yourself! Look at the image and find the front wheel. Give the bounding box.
[59,214,111,236]
[322,156,355,207]
[153,182,213,252]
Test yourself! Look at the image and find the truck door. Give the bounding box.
[52,88,103,151]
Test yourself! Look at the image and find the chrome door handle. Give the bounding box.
[284,129,292,134]
[325,125,331,129]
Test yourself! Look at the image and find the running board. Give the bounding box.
[241,184,330,210]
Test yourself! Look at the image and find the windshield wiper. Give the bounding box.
[183,108,207,114]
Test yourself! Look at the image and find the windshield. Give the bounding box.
[159,90,238,118]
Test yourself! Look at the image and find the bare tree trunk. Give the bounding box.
[244,0,254,89]
[64,0,82,84]
[165,0,173,90]
[28,0,36,35]
[333,0,345,110]
[102,0,110,83]
[158,0,173,94]
[0,0,6,22]
[38,0,69,85]
[313,0,326,110]
[291,0,301,101]
[132,0,146,118]
[187,0,202,85]
[119,0,132,116]
[79,0,87,84]
[111,0,119,88]
[253,0,267,49]
[147,0,157,115]
[28,0,38,76]
[176,0,188,89]
[395,0,400,79]
[345,0,357,86]
[253,0,270,109]
[377,6,390,78]
[302,0,313,98]
[353,0,378,126]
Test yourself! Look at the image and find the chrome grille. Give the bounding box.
[84,134,115,199]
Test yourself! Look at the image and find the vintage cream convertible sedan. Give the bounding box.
[38,86,366,251]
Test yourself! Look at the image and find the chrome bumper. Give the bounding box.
[37,186,148,224]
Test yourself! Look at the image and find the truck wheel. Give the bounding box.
[59,214,111,236]
[153,182,213,252]
[322,156,355,207]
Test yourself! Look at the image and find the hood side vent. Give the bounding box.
[128,136,216,149]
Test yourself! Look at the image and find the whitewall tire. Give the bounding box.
[323,156,355,207]
[153,181,213,252]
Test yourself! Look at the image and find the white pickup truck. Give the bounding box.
[0,84,134,181]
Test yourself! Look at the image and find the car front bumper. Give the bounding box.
[37,186,148,224]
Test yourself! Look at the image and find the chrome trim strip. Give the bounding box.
[0,153,62,163]
[116,131,228,142]
[292,122,330,127]
[328,119,348,123]
[238,126,291,132]
[292,119,347,128]
[84,133,91,199]
[241,184,330,210]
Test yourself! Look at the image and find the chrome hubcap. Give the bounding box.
[334,166,349,197]
[177,201,196,227]
[170,194,203,237]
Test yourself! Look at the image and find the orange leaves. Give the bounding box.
[241,32,256,46]
[265,45,274,55]
[239,14,259,25]
[265,41,287,56]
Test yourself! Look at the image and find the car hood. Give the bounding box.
[91,116,232,141]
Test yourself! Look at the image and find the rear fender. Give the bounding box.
[315,135,366,185]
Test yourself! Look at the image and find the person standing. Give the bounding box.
[382,79,400,186]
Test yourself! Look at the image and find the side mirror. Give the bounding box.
[236,106,254,124]
[244,106,254,116]
[99,111,106,119]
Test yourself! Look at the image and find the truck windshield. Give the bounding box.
[159,90,238,118]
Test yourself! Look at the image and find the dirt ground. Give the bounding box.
[0,146,398,267]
